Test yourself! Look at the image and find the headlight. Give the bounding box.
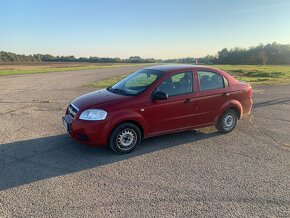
[79,109,107,121]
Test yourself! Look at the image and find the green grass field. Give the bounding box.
[84,75,127,89]
[0,63,147,76]
[86,64,290,89]
[212,65,290,85]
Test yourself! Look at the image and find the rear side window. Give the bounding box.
[155,72,193,97]
[198,71,224,91]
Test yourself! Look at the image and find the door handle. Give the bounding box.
[222,93,230,97]
[184,98,193,103]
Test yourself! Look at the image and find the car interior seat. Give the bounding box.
[200,75,210,90]
[179,73,192,93]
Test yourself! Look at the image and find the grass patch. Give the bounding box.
[0,63,149,76]
[210,65,290,85]
[245,71,285,77]
[84,75,127,89]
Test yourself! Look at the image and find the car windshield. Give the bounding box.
[108,69,163,96]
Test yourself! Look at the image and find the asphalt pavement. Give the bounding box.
[0,66,290,217]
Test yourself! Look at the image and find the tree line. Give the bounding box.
[213,42,290,65]
[1,42,290,64]
[0,52,162,63]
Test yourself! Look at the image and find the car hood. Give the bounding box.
[71,88,129,111]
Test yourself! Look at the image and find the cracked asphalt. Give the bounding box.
[0,66,290,217]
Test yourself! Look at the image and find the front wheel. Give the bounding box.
[109,122,142,154]
[216,109,238,133]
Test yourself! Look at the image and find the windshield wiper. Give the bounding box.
[107,87,129,96]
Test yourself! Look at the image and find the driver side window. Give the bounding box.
[155,72,193,97]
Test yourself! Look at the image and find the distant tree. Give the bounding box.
[128,56,142,63]
[218,48,229,64]
[258,51,268,65]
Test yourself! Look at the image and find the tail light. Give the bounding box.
[248,87,252,97]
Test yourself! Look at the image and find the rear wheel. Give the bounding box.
[216,109,238,133]
[109,122,142,154]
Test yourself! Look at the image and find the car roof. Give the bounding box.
[144,64,217,72]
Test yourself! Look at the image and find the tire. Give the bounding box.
[109,122,142,154]
[216,109,238,133]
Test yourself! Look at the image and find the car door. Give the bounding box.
[194,70,230,126]
[144,71,196,136]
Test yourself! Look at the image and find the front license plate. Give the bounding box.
[62,118,69,132]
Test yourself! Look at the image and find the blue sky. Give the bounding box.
[1,0,290,58]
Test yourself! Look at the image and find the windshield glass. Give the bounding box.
[108,69,163,96]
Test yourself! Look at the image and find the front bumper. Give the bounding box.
[62,115,110,146]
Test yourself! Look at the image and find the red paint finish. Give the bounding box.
[63,65,252,146]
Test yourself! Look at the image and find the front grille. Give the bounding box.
[68,103,79,119]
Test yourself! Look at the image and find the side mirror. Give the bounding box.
[152,91,168,100]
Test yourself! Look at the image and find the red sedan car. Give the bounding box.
[63,65,252,153]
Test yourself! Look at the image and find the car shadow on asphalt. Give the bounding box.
[253,97,290,108]
[0,130,219,191]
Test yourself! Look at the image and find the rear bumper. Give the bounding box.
[244,98,253,115]
[62,115,110,146]
[242,97,253,117]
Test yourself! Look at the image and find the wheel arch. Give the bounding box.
[108,110,149,139]
[214,100,243,125]
[228,106,241,119]
[111,120,145,138]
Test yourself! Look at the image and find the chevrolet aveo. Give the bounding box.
[63,65,252,154]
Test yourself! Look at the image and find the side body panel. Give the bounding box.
[193,68,232,126]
